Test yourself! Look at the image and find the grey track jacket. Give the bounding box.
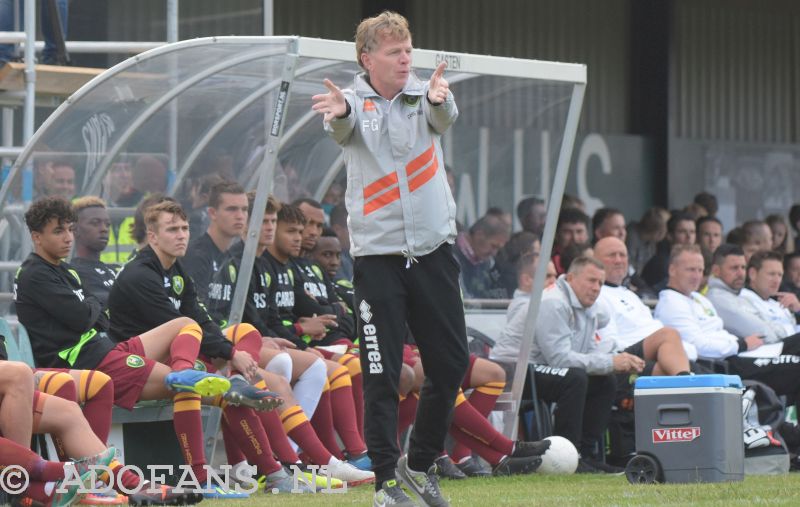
[531,275,614,375]
[324,72,458,258]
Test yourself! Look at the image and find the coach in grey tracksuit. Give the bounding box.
[312,13,469,493]
[531,257,642,460]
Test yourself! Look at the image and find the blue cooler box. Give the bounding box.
[629,374,744,484]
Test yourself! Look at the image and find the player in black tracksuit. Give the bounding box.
[290,256,356,344]
[182,232,230,305]
[207,241,276,338]
[16,253,114,370]
[71,257,118,307]
[107,244,235,362]
[260,249,315,349]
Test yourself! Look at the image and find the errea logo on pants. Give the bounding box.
[363,324,383,374]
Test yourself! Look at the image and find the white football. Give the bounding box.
[538,436,579,474]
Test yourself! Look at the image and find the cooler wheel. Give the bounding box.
[625,454,663,484]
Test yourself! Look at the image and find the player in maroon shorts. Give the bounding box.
[15,196,230,498]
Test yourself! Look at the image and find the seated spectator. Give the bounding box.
[552,207,590,275]
[453,213,510,299]
[594,237,696,368]
[495,231,540,297]
[592,207,626,243]
[706,244,778,341]
[693,191,719,217]
[560,242,593,274]
[766,214,792,254]
[683,203,708,220]
[531,256,644,472]
[641,211,696,289]
[781,252,800,304]
[790,204,800,252]
[186,174,224,242]
[696,215,723,257]
[71,197,118,306]
[516,196,546,239]
[740,251,800,337]
[654,244,800,411]
[740,220,773,261]
[44,161,76,201]
[486,206,513,231]
[626,207,667,274]
[182,181,248,302]
[561,193,586,213]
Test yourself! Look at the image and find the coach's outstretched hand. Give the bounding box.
[312,79,348,122]
[427,62,449,105]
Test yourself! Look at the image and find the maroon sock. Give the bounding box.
[222,418,247,466]
[226,324,263,376]
[23,482,51,504]
[172,393,208,483]
[223,405,282,476]
[37,371,75,461]
[257,410,300,464]
[169,324,203,371]
[110,460,141,491]
[451,395,513,456]
[350,372,364,439]
[328,369,366,455]
[0,436,64,482]
[397,393,419,439]
[281,405,333,466]
[78,370,114,443]
[450,426,506,465]
[310,384,344,459]
[451,385,503,462]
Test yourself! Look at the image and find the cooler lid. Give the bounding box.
[634,374,743,390]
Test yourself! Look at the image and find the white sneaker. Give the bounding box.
[326,458,375,486]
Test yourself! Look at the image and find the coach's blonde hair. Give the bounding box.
[355,11,411,70]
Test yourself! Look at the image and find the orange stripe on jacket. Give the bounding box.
[363,172,399,200]
[405,141,435,176]
[408,155,439,193]
[364,187,401,215]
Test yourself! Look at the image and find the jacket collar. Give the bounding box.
[707,276,740,295]
[353,71,425,99]
[555,275,587,311]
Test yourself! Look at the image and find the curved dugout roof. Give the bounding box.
[0,37,586,439]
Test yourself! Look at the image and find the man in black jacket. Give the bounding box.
[291,199,356,344]
[15,197,229,497]
[182,180,248,304]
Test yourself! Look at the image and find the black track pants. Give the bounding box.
[354,243,469,485]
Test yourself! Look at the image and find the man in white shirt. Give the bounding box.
[593,237,693,374]
[654,244,800,407]
[741,251,800,339]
